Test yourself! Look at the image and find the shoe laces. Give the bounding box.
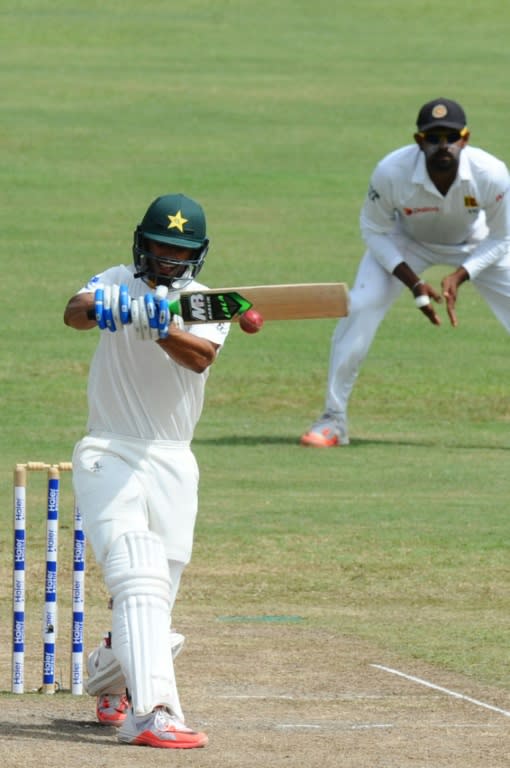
[99,693,129,713]
[152,708,191,733]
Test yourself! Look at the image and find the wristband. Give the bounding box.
[411,280,424,293]
[415,295,431,309]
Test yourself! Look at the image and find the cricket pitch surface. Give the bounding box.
[0,620,508,767]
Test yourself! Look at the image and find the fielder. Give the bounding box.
[64,193,229,748]
[301,98,510,447]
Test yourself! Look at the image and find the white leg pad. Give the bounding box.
[85,631,186,697]
[103,530,183,718]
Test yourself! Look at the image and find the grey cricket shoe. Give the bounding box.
[300,411,349,448]
[118,706,208,749]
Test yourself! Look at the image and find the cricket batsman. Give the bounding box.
[64,193,229,748]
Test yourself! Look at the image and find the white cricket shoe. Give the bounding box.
[300,411,349,447]
[118,706,208,749]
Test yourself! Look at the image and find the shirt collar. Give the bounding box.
[412,146,472,191]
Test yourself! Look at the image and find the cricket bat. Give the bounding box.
[191,283,349,322]
[88,283,350,324]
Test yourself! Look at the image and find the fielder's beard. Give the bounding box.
[427,151,458,173]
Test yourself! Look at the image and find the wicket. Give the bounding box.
[12,462,86,695]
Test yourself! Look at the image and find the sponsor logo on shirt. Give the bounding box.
[464,196,478,207]
[403,206,440,216]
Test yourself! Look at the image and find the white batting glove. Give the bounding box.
[94,284,131,332]
[131,292,172,341]
[130,287,183,341]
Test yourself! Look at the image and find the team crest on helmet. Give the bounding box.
[167,210,188,233]
[431,104,448,119]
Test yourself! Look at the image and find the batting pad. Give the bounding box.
[104,530,183,718]
[85,630,186,697]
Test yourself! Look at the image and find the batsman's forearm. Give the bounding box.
[157,331,218,373]
[65,294,97,330]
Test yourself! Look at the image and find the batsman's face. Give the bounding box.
[146,240,196,280]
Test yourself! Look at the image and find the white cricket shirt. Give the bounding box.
[360,144,510,278]
[79,265,230,442]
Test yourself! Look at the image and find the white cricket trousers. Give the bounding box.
[326,241,510,419]
[72,432,199,569]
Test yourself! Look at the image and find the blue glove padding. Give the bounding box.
[94,287,107,330]
[144,293,159,332]
[157,297,170,339]
[155,285,170,339]
[94,285,173,340]
[119,284,130,325]
[132,294,163,341]
[131,292,172,341]
[94,284,131,332]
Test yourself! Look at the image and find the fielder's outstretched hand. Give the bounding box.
[413,281,442,326]
[441,267,469,328]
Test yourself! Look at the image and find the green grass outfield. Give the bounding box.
[0,0,509,692]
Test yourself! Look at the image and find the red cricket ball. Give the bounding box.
[239,309,264,334]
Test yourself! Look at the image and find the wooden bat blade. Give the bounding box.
[199,283,350,321]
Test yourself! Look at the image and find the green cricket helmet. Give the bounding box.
[133,193,209,288]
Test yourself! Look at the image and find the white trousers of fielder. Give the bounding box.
[326,236,510,424]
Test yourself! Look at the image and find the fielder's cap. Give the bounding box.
[416,98,467,131]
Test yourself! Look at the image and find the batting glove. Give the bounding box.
[155,285,170,339]
[94,284,131,332]
[130,289,172,341]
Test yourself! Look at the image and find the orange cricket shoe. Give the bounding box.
[300,412,348,448]
[118,707,208,749]
[96,693,130,726]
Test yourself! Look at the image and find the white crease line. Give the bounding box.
[217,693,385,701]
[218,694,295,700]
[276,723,393,731]
[371,664,510,718]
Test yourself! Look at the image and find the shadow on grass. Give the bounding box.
[194,435,509,450]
